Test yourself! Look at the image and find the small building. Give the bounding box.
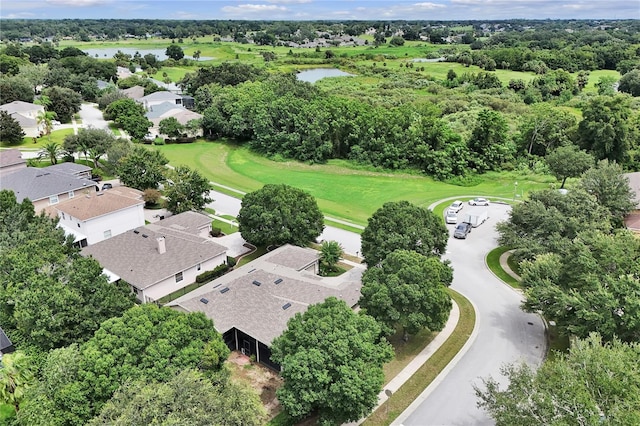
[137,91,183,109]
[624,172,640,231]
[122,85,145,100]
[0,101,45,137]
[0,149,27,177]
[82,211,227,303]
[145,102,203,138]
[168,244,363,370]
[0,165,99,212]
[45,186,145,247]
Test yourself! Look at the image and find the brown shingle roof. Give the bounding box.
[52,189,144,221]
[0,149,25,168]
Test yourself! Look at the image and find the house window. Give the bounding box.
[197,263,201,271]
[49,195,59,205]
[103,229,112,239]
[175,272,183,283]
[61,212,65,220]
[68,190,75,199]
[132,286,139,295]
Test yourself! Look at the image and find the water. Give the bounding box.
[412,57,445,62]
[82,47,213,61]
[296,68,354,83]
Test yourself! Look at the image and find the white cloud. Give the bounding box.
[1,1,48,10]
[266,0,311,4]
[412,2,446,9]
[2,12,37,18]
[221,4,288,14]
[46,0,111,6]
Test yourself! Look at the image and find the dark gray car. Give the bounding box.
[453,222,472,239]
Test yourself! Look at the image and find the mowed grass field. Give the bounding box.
[155,141,553,225]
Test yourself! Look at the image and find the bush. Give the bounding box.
[226,256,237,267]
[210,227,222,237]
[195,263,229,284]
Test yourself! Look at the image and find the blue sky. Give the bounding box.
[2,0,639,21]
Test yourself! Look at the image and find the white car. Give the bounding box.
[445,209,458,224]
[469,197,490,206]
[449,200,464,213]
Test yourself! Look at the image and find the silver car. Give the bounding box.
[445,209,458,224]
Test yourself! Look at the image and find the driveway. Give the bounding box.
[79,103,111,131]
[393,203,546,425]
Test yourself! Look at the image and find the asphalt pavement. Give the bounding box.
[78,103,112,131]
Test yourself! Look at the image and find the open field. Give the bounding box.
[155,140,553,226]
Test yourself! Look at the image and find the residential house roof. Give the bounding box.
[0,149,26,168]
[45,162,92,177]
[169,245,363,345]
[146,102,184,119]
[47,188,144,221]
[122,85,145,100]
[0,167,98,203]
[166,110,203,125]
[0,100,44,114]
[82,211,227,289]
[157,210,212,236]
[139,91,183,103]
[7,113,36,128]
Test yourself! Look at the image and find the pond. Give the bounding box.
[412,57,445,63]
[82,47,213,61]
[296,68,354,83]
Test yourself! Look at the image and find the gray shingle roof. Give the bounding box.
[145,102,185,119]
[157,211,212,236]
[0,326,13,353]
[0,167,98,202]
[0,149,26,168]
[170,245,363,345]
[0,100,43,114]
[140,91,182,102]
[82,212,227,289]
[44,162,92,177]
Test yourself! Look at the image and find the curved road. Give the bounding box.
[208,191,546,424]
[393,204,546,426]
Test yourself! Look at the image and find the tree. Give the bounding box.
[165,44,184,61]
[520,229,640,342]
[360,250,453,340]
[476,334,640,425]
[88,369,266,426]
[361,201,448,266]
[164,165,212,214]
[618,69,640,97]
[38,141,63,164]
[0,351,34,413]
[238,184,324,247]
[0,75,34,105]
[158,116,184,138]
[142,188,162,206]
[468,109,514,172]
[0,110,25,144]
[192,49,201,61]
[42,86,82,123]
[270,297,393,425]
[320,240,343,275]
[104,98,152,141]
[389,35,405,46]
[545,145,594,189]
[105,138,132,172]
[578,160,636,224]
[497,189,612,261]
[18,64,48,95]
[117,145,168,190]
[63,127,117,168]
[578,95,632,164]
[517,104,577,156]
[36,110,57,136]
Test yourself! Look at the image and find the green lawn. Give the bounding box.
[486,246,521,289]
[155,140,552,226]
[3,128,74,149]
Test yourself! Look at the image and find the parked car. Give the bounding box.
[468,197,490,206]
[453,222,472,239]
[449,200,464,213]
[102,183,113,190]
[445,209,458,224]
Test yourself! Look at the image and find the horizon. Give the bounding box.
[2,1,639,21]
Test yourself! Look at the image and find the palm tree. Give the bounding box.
[36,110,57,136]
[0,351,34,413]
[320,240,343,275]
[38,141,63,165]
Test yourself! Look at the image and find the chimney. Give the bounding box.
[156,236,166,254]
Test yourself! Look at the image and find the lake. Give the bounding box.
[82,47,213,61]
[296,68,354,83]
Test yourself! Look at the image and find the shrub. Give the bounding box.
[195,264,229,284]
[226,256,237,267]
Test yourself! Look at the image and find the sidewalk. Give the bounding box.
[499,250,521,281]
[345,301,461,425]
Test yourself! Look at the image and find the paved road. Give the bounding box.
[207,189,362,256]
[78,103,111,131]
[393,204,546,426]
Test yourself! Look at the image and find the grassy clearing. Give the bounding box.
[486,247,521,289]
[382,327,438,384]
[155,141,552,226]
[211,218,238,235]
[4,128,74,149]
[363,289,475,426]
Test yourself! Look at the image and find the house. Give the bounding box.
[149,78,182,94]
[145,102,203,138]
[624,172,640,231]
[0,149,27,177]
[122,85,145,100]
[168,244,363,370]
[0,101,45,137]
[45,186,145,247]
[0,164,99,212]
[137,91,183,109]
[44,162,93,179]
[82,211,227,303]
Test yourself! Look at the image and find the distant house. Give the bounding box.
[624,172,640,231]
[46,186,145,247]
[168,244,363,370]
[0,164,99,212]
[145,102,203,138]
[82,211,227,303]
[0,101,45,137]
[137,91,183,109]
[0,149,27,177]
[149,78,182,94]
[122,85,145,100]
